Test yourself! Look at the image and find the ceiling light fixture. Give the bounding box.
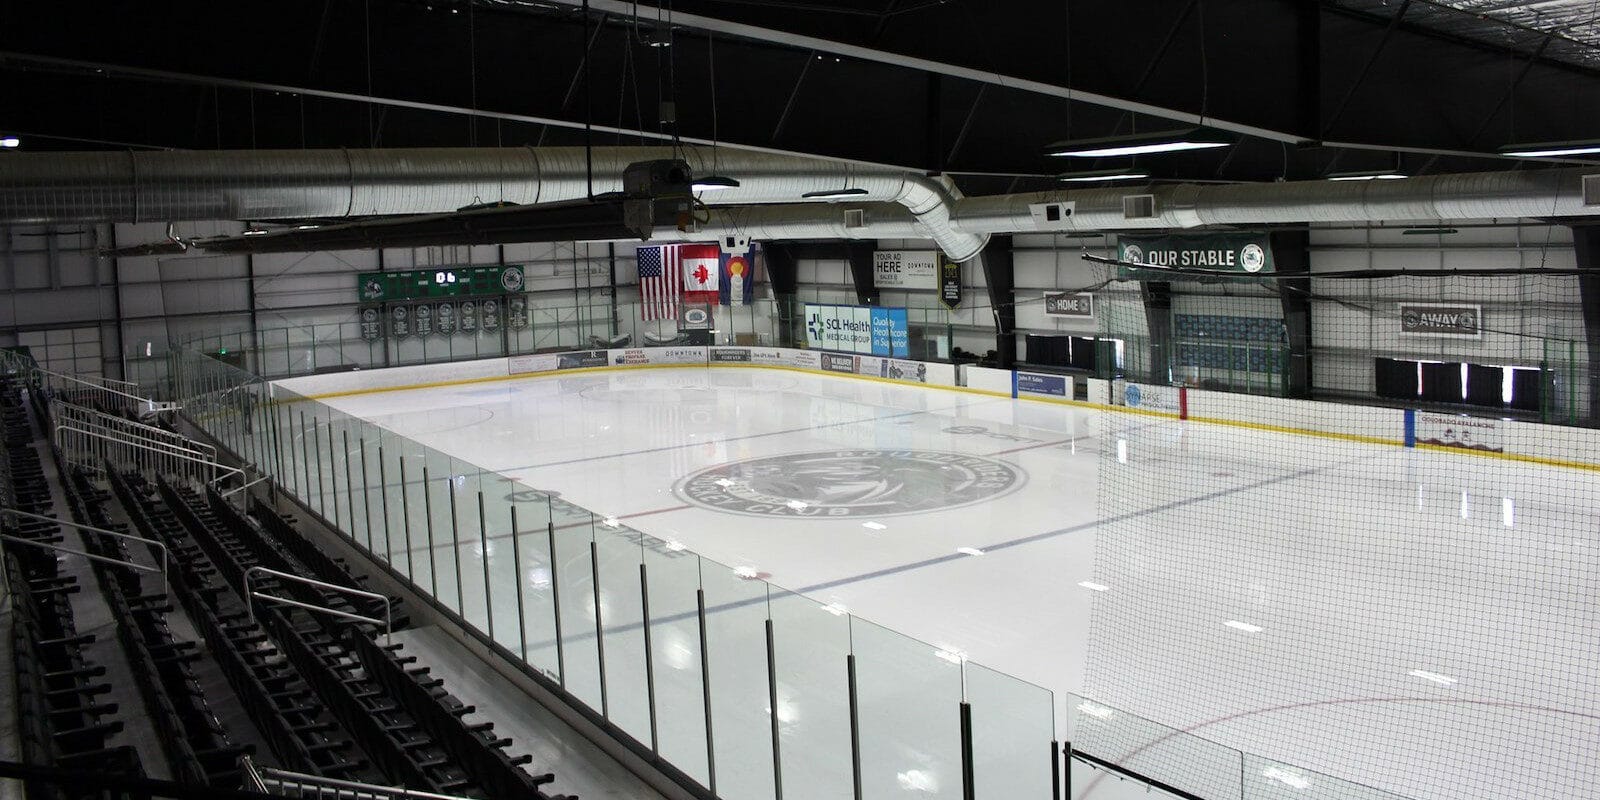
[1045,129,1230,158]
[801,187,870,200]
[1327,170,1407,181]
[0,137,19,148]
[692,175,741,192]
[1056,168,1152,183]
[1401,226,1459,235]
[1499,140,1600,158]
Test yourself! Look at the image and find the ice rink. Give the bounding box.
[314,366,1600,800]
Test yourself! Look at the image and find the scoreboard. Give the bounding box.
[358,266,525,302]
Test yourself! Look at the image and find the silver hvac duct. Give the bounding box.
[953,168,1599,232]
[0,146,988,261]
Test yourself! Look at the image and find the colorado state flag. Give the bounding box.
[719,244,758,306]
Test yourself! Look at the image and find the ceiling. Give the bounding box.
[1330,0,1600,70]
[0,0,1596,198]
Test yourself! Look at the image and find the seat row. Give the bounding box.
[58,463,251,786]
[165,477,573,798]
[108,469,381,783]
[2,379,146,794]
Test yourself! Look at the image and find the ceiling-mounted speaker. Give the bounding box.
[1028,202,1076,229]
[1583,174,1599,207]
[844,209,867,229]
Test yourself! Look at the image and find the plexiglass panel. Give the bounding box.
[852,617,963,800]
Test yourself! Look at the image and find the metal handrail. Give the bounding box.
[54,423,244,489]
[242,565,392,642]
[240,755,478,800]
[50,398,213,457]
[0,507,168,583]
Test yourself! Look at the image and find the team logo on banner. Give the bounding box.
[675,450,1024,518]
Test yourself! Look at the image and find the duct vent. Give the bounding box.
[1584,174,1600,207]
[844,209,867,229]
[1123,194,1157,220]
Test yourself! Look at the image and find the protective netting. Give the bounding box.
[1071,262,1600,800]
[1078,263,1595,427]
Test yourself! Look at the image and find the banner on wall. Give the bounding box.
[507,297,528,330]
[481,298,501,333]
[414,303,434,337]
[1399,304,1481,339]
[390,305,412,339]
[435,302,456,335]
[873,250,940,290]
[1118,233,1274,274]
[1415,412,1503,452]
[804,304,909,357]
[1123,382,1181,412]
[940,260,962,309]
[1044,292,1095,319]
[359,307,383,341]
[459,300,478,333]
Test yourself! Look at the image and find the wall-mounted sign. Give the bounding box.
[359,306,383,341]
[804,304,909,357]
[1414,412,1502,452]
[1399,303,1481,339]
[1044,292,1095,318]
[873,250,940,290]
[1016,372,1068,397]
[681,306,713,331]
[940,260,962,308]
[1117,233,1274,274]
[357,265,525,302]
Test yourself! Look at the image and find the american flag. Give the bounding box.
[637,245,683,321]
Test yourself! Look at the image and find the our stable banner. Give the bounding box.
[1118,233,1274,274]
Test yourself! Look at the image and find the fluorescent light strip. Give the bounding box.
[0,137,20,148]
[1052,141,1228,158]
[1057,171,1150,183]
[1503,145,1600,157]
[1409,669,1458,687]
[1327,173,1407,181]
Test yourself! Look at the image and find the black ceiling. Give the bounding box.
[1,0,1596,197]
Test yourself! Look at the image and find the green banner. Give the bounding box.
[1117,233,1273,275]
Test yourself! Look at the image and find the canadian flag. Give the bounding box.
[680,244,721,305]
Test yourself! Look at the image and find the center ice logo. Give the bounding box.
[675,450,1025,518]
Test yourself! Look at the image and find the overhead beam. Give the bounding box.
[542,0,1310,145]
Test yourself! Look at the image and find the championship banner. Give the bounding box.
[359,306,383,341]
[507,296,528,330]
[390,305,412,339]
[940,260,962,309]
[1118,233,1274,274]
[459,300,478,333]
[481,298,501,333]
[435,302,457,335]
[414,303,434,337]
